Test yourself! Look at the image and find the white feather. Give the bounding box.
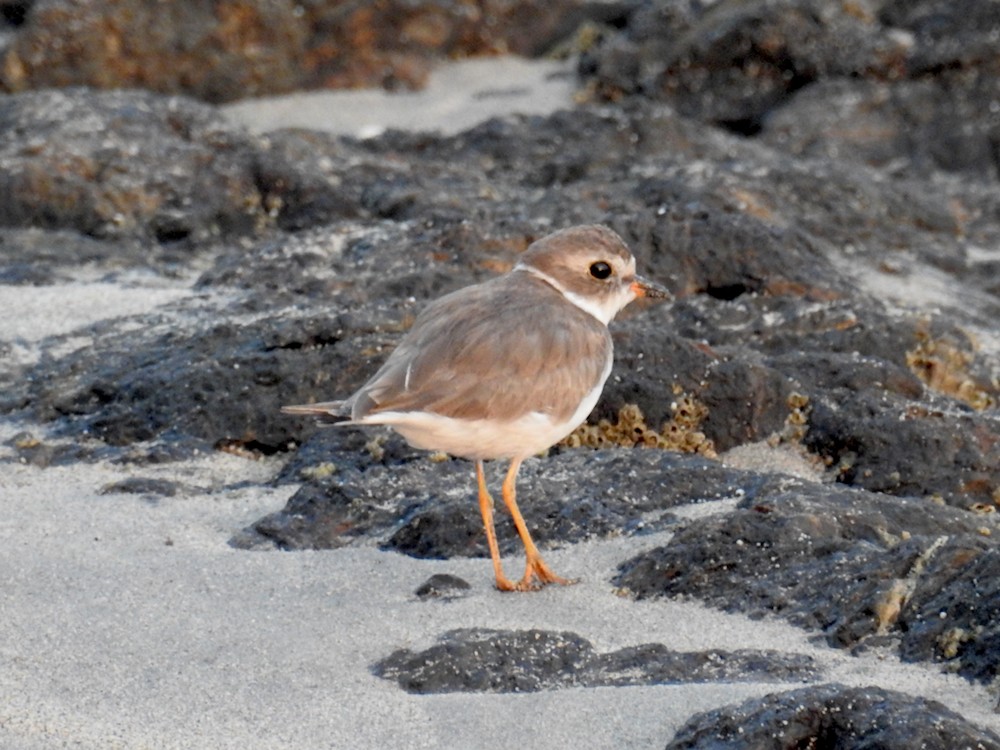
[514,264,635,325]
[358,354,611,461]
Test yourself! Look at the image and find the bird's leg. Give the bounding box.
[501,458,575,591]
[476,460,517,592]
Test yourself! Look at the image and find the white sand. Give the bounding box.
[3,57,1000,749]
[222,56,578,138]
[2,437,997,749]
[2,282,189,343]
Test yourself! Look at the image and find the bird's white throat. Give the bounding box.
[514,264,633,325]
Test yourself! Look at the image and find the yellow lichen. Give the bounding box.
[874,579,910,635]
[766,391,824,475]
[938,627,972,660]
[13,433,41,449]
[561,394,717,458]
[781,391,811,443]
[301,462,338,480]
[547,20,615,61]
[906,330,996,410]
[364,435,387,461]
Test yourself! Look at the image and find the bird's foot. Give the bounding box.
[505,555,577,592]
[492,568,576,592]
[493,573,519,592]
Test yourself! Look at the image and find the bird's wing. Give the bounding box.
[351,275,613,423]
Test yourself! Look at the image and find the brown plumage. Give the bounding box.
[337,273,610,431]
[283,225,670,591]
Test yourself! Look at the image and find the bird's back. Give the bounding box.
[347,271,613,426]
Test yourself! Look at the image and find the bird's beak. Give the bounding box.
[630,275,672,300]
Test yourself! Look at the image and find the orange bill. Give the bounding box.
[630,275,671,300]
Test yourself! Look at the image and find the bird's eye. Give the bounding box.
[589,261,612,280]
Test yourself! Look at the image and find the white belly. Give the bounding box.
[358,378,607,461]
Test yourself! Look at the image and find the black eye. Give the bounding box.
[589,261,612,280]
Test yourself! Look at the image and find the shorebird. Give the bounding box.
[283,225,670,591]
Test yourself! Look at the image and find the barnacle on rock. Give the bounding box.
[906,330,996,411]
[365,435,387,461]
[937,626,974,661]
[301,462,337,480]
[780,391,811,443]
[561,392,717,457]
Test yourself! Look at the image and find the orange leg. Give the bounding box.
[475,460,517,591]
[501,458,575,591]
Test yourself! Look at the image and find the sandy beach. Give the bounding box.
[3,426,998,749]
[222,56,578,138]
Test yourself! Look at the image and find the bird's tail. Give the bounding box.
[281,400,351,424]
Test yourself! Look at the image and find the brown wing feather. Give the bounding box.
[280,401,350,423]
[347,273,612,423]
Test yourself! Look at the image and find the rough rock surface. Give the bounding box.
[2,0,1000,745]
[0,89,369,243]
[0,89,266,242]
[5,96,998,502]
[413,573,472,600]
[234,449,758,553]
[0,0,622,101]
[580,0,1000,172]
[665,683,1000,750]
[373,628,818,693]
[614,482,1000,681]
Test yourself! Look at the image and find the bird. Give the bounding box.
[282,225,670,591]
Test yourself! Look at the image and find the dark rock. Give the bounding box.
[594,323,716,431]
[414,573,472,600]
[899,542,1000,684]
[0,89,265,242]
[614,482,1000,680]
[581,0,1000,189]
[372,628,818,694]
[311,0,626,89]
[0,89,361,254]
[237,448,765,555]
[879,0,1000,72]
[3,431,111,467]
[0,228,148,284]
[6,431,55,467]
[276,427,425,485]
[0,0,618,102]
[3,95,998,507]
[1,0,309,102]
[194,219,487,309]
[582,0,906,130]
[9,292,397,456]
[697,358,794,452]
[244,463,414,551]
[665,683,1000,750]
[804,390,1000,506]
[622,190,843,299]
[767,350,924,400]
[251,130,361,231]
[761,74,1000,181]
[100,477,183,497]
